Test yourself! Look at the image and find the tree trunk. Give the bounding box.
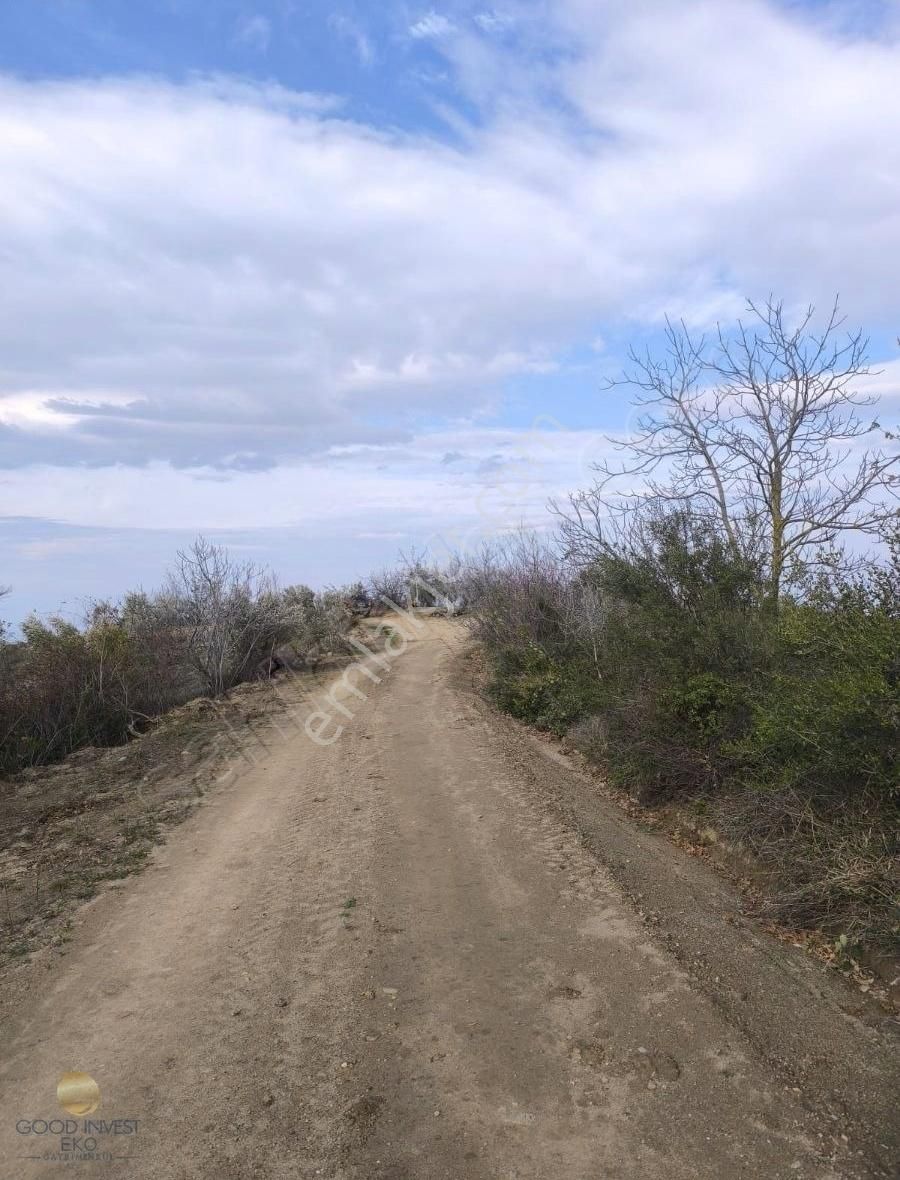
[768,471,784,613]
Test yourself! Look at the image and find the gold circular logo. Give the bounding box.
[57,1072,101,1116]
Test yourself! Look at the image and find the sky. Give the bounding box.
[1,0,899,625]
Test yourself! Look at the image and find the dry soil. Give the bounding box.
[1,618,897,1179]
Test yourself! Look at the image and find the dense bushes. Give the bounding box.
[0,611,162,770]
[737,578,897,806]
[468,517,769,775]
[0,537,469,778]
[0,539,360,775]
[0,541,469,777]
[369,550,465,614]
[468,517,899,950]
[490,643,604,735]
[722,555,898,941]
[578,514,770,796]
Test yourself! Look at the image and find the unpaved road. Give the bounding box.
[1,619,897,1179]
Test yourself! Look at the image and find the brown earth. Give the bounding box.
[0,660,343,968]
[0,617,897,1179]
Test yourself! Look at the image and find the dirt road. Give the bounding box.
[1,619,897,1179]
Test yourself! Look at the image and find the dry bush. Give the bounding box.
[369,550,466,614]
[159,537,297,697]
[283,584,354,664]
[712,786,898,949]
[0,604,191,772]
[368,566,409,611]
[0,540,358,774]
[463,535,571,656]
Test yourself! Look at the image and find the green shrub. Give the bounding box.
[468,513,899,949]
[736,591,898,805]
[490,644,603,735]
[579,513,766,797]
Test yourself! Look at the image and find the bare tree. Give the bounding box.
[556,298,898,606]
[368,566,409,611]
[163,537,294,696]
[396,547,466,612]
[398,546,434,608]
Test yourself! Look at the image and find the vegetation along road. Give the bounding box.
[1,619,897,1179]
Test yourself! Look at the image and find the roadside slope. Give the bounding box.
[0,618,896,1179]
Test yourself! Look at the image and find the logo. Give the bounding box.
[56,1073,101,1116]
[15,1071,139,1164]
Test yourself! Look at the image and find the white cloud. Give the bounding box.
[0,391,140,430]
[17,536,103,560]
[857,357,900,409]
[0,425,613,538]
[234,14,272,53]
[330,14,376,66]
[0,0,899,488]
[410,11,456,39]
[473,10,514,34]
